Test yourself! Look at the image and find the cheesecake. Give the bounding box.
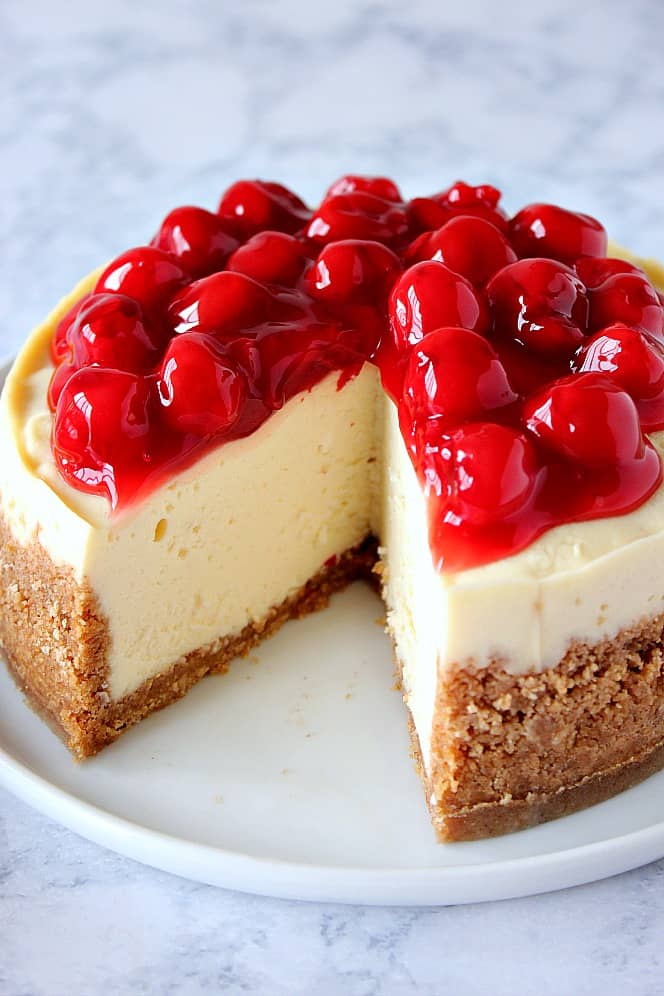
[3,175,664,841]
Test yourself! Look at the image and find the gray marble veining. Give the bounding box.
[2,0,664,992]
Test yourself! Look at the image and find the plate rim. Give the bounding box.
[3,736,664,906]
[2,354,664,904]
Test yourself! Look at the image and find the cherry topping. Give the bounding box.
[51,294,94,364]
[306,192,409,245]
[406,197,452,235]
[64,294,161,372]
[325,175,402,202]
[575,256,645,289]
[431,181,508,232]
[509,203,607,265]
[45,175,664,574]
[444,181,502,209]
[48,361,77,411]
[389,260,489,350]
[308,240,401,305]
[434,422,539,524]
[487,258,588,356]
[588,271,664,340]
[523,372,644,466]
[227,231,310,285]
[405,216,517,285]
[53,368,154,507]
[168,271,271,339]
[49,294,163,410]
[96,247,187,315]
[256,323,349,410]
[217,180,310,239]
[158,333,246,436]
[574,324,664,430]
[151,206,237,277]
[402,327,516,427]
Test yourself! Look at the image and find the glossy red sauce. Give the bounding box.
[48,178,664,571]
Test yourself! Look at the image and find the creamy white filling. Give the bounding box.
[377,396,442,768]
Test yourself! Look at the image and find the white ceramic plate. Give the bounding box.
[2,358,664,906]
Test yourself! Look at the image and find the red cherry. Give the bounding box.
[64,294,161,373]
[486,336,562,397]
[324,175,402,202]
[168,271,272,339]
[151,206,237,277]
[444,181,502,209]
[523,372,644,465]
[389,260,489,350]
[308,240,402,305]
[574,324,664,429]
[431,422,539,524]
[227,231,310,285]
[217,180,310,239]
[431,182,508,232]
[96,247,187,314]
[588,271,664,340]
[405,216,517,285]
[509,203,607,264]
[334,302,386,359]
[51,294,93,363]
[157,333,246,436]
[306,191,409,245]
[53,367,154,506]
[256,323,347,410]
[402,232,433,267]
[402,327,516,426]
[575,256,646,289]
[48,361,77,411]
[406,197,452,235]
[487,258,588,356]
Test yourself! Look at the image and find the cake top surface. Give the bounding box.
[23,176,664,571]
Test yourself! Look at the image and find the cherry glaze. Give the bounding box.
[509,203,608,263]
[152,206,238,277]
[48,176,664,572]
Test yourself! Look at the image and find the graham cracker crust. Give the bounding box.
[416,612,664,841]
[0,504,377,757]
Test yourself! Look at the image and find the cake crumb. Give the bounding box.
[492,692,512,711]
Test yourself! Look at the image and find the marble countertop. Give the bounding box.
[2,1,664,992]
